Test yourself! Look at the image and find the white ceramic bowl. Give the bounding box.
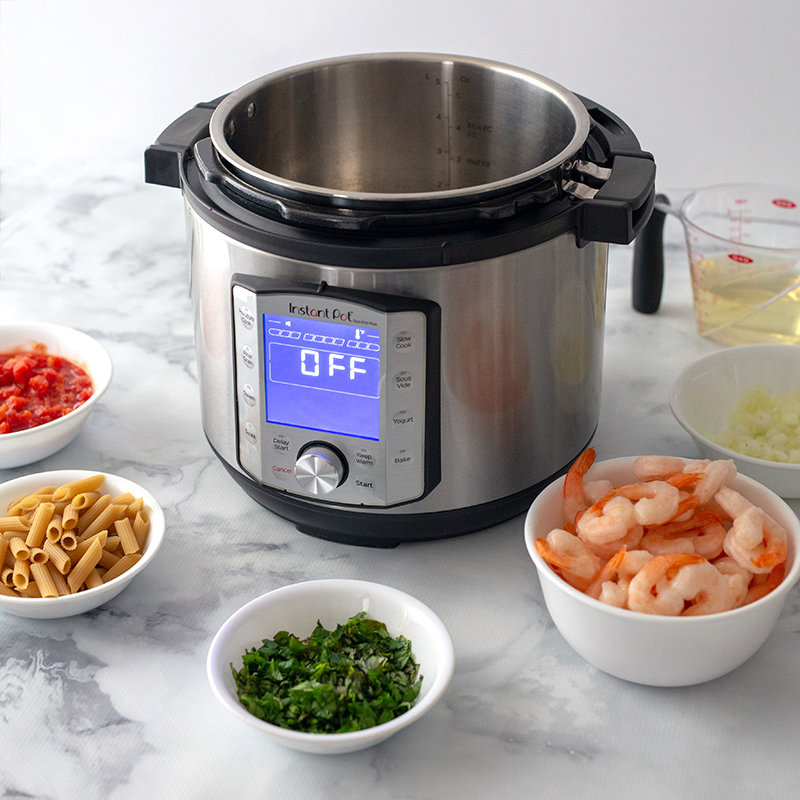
[207,579,455,754]
[524,456,800,686]
[0,470,165,618]
[0,322,113,469]
[670,344,800,498]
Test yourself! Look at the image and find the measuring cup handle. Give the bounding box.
[632,193,670,313]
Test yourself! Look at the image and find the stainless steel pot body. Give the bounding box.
[188,208,607,514]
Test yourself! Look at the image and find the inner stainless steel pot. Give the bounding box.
[209,53,590,207]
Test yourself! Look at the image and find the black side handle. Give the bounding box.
[631,193,670,313]
[144,97,226,188]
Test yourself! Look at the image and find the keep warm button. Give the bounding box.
[392,410,415,428]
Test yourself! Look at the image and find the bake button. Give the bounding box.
[392,331,415,353]
[272,435,291,453]
[243,422,257,445]
[242,384,257,407]
[354,448,376,469]
[392,410,415,428]
[393,370,413,391]
[242,345,255,369]
[238,305,256,330]
[391,448,414,469]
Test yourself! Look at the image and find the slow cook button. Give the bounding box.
[238,305,255,330]
[391,448,414,469]
[242,384,257,407]
[392,410,415,428]
[392,331,414,353]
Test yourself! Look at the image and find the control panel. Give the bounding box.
[231,277,440,507]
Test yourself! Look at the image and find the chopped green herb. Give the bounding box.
[231,612,422,733]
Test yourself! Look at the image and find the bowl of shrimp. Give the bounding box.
[524,450,800,687]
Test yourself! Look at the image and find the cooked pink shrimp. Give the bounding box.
[585,547,628,600]
[723,506,788,575]
[584,479,614,504]
[633,455,686,481]
[691,459,737,506]
[713,556,752,607]
[612,481,681,526]
[585,548,654,608]
[576,495,636,545]
[627,553,706,615]
[535,529,602,592]
[671,559,739,616]
[562,448,596,530]
[744,563,786,604]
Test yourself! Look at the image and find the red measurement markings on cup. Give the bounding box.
[772,198,797,210]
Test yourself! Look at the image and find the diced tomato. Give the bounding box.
[0,350,94,433]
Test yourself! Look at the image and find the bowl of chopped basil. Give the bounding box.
[206,579,455,753]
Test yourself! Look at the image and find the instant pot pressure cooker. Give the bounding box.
[145,53,655,546]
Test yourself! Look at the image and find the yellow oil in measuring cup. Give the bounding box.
[681,184,800,346]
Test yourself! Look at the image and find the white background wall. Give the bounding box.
[1,0,799,192]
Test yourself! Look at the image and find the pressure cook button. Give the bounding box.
[242,384,257,407]
[241,345,255,369]
[238,305,255,330]
[393,370,413,391]
[392,331,414,353]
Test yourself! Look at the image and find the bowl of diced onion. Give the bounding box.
[0,470,165,618]
[670,344,800,498]
[0,322,114,469]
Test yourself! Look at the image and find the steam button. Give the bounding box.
[242,384,257,407]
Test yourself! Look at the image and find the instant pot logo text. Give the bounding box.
[288,303,354,322]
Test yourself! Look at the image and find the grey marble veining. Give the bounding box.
[1,158,798,800]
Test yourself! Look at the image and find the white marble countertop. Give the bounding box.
[1,158,798,800]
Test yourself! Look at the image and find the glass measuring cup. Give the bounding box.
[633,183,800,346]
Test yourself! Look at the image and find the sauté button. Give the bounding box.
[243,422,257,445]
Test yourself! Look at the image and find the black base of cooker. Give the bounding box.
[214,442,581,547]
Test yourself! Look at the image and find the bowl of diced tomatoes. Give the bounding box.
[0,323,113,468]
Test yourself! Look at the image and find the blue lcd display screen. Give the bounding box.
[263,313,381,440]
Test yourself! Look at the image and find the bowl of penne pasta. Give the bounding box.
[0,470,165,618]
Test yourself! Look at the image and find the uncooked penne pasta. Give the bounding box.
[53,474,105,503]
[61,504,80,530]
[25,502,55,548]
[9,537,30,561]
[29,547,49,564]
[1,566,15,587]
[77,495,111,534]
[12,559,30,590]
[69,531,108,565]
[47,563,70,596]
[111,492,135,507]
[60,530,78,551]
[126,497,144,517]
[71,491,101,510]
[17,582,41,598]
[81,504,126,540]
[68,537,103,593]
[133,512,150,548]
[0,537,7,566]
[45,514,63,543]
[98,548,120,570]
[101,553,142,583]
[114,517,139,555]
[43,540,72,576]
[30,562,59,598]
[0,581,19,597]
[84,568,104,590]
[0,516,29,533]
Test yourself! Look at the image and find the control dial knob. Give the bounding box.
[293,444,347,495]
